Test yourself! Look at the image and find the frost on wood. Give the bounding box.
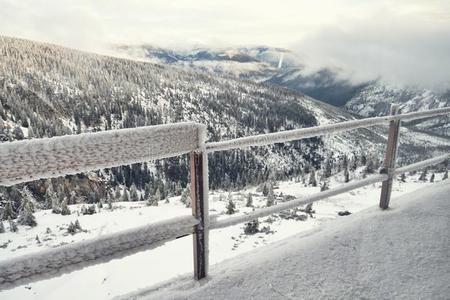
[0,215,199,290]
[0,122,204,186]
[394,153,450,175]
[211,174,388,229]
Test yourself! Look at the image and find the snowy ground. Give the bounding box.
[0,172,447,299]
[132,180,450,300]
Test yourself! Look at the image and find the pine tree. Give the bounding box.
[44,183,57,210]
[18,200,37,227]
[246,193,253,207]
[0,221,4,233]
[244,219,259,235]
[9,217,18,232]
[262,183,269,196]
[430,173,435,183]
[114,186,121,200]
[443,170,449,180]
[309,170,317,187]
[144,183,152,200]
[154,188,161,204]
[226,193,236,215]
[122,189,129,202]
[266,185,275,207]
[107,197,113,210]
[3,200,15,220]
[400,173,406,182]
[344,166,350,183]
[323,158,333,178]
[320,181,329,192]
[51,196,61,214]
[130,184,139,202]
[365,159,375,174]
[75,219,82,230]
[419,169,428,181]
[180,187,191,207]
[61,198,71,215]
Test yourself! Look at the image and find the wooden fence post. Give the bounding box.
[190,127,209,280]
[379,104,401,209]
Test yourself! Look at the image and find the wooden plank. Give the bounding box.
[0,123,203,186]
[379,105,401,209]
[0,215,199,290]
[211,174,388,230]
[206,106,450,153]
[190,151,209,280]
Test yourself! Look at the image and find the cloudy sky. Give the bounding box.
[1,0,449,88]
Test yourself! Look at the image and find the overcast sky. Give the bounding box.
[1,0,449,88]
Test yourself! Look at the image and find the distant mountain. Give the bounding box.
[116,45,450,136]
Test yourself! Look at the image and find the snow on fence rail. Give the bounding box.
[0,122,206,186]
[0,215,198,289]
[0,106,449,290]
[206,106,450,152]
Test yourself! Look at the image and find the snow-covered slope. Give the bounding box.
[0,170,447,300]
[345,82,450,135]
[130,180,450,300]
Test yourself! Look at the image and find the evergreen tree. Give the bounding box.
[365,159,375,174]
[9,217,18,232]
[430,173,435,183]
[323,158,333,178]
[144,183,152,200]
[3,200,15,220]
[52,196,61,214]
[226,193,236,215]
[61,198,71,215]
[180,187,191,207]
[443,170,448,180]
[262,183,269,196]
[107,196,113,210]
[246,193,253,207]
[344,166,350,183]
[266,185,275,207]
[244,219,259,235]
[400,173,406,182]
[122,189,129,202]
[419,169,428,181]
[0,221,4,233]
[75,219,82,230]
[154,188,161,204]
[130,184,139,202]
[18,200,37,227]
[44,183,57,210]
[308,170,317,187]
[114,186,121,200]
[320,181,329,192]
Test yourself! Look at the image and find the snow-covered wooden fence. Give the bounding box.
[0,106,449,290]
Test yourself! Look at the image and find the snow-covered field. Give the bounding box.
[0,172,447,300]
[136,180,450,300]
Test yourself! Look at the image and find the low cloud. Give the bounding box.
[292,14,450,90]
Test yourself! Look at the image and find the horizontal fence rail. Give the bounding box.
[0,106,448,290]
[0,215,199,289]
[0,122,205,186]
[206,107,450,152]
[394,154,450,175]
[211,174,389,230]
